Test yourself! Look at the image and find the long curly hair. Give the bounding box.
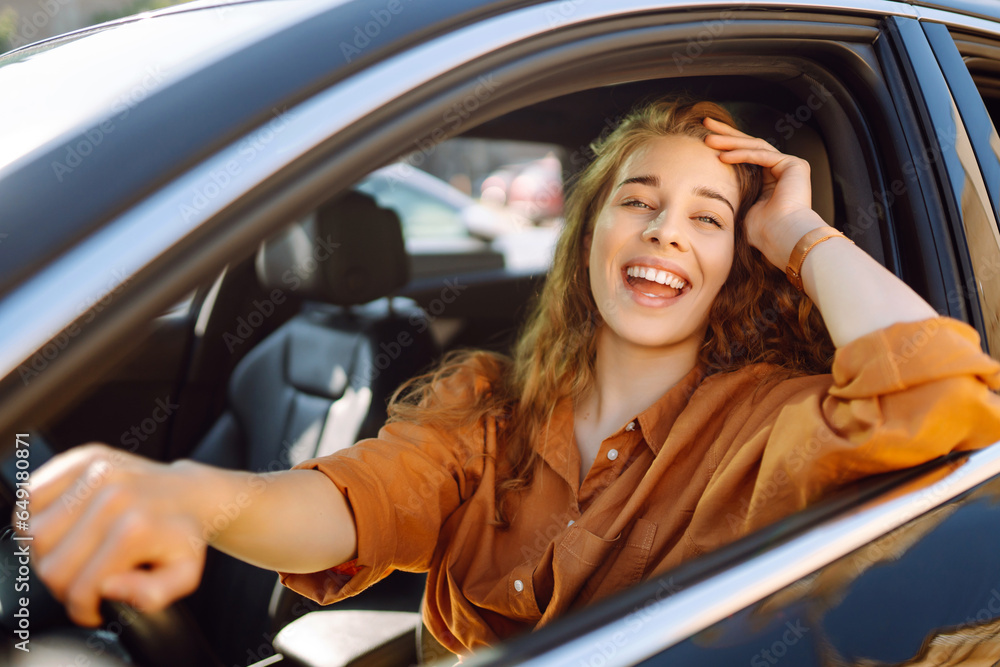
[388,97,835,526]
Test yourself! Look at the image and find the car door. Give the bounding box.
[3,0,1000,664]
[461,4,1000,664]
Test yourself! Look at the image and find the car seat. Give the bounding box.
[186,191,439,666]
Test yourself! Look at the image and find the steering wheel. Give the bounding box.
[0,436,223,667]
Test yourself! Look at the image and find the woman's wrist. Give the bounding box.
[752,211,828,271]
[168,458,239,546]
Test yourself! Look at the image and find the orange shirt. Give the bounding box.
[280,317,1000,654]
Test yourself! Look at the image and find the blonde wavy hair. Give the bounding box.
[389,97,834,525]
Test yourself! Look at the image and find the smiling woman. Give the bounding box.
[21,96,1000,659]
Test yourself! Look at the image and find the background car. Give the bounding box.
[356,163,559,276]
[1,0,1000,665]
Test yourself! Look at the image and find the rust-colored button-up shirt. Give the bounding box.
[280,318,1000,654]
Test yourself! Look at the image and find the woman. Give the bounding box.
[23,98,1000,655]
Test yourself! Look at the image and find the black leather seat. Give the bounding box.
[187,191,438,666]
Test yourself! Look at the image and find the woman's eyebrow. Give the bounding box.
[694,185,735,215]
[617,174,659,189]
[616,176,736,215]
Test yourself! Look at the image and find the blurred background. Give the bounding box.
[0,0,189,51]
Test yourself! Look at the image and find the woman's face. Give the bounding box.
[587,133,739,354]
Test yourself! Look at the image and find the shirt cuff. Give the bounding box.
[830,317,1000,399]
[278,452,397,605]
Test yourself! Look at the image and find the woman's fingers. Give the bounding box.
[62,512,203,626]
[703,130,779,155]
[100,550,204,612]
[702,115,754,138]
[34,483,140,611]
[24,442,205,627]
[26,443,119,514]
[715,147,796,170]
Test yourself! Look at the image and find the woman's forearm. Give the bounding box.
[799,233,938,348]
[758,211,938,349]
[27,444,357,626]
[174,460,357,574]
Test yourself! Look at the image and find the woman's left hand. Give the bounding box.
[702,117,827,270]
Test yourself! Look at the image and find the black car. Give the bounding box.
[1,0,1000,665]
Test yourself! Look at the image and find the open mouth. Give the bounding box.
[623,265,689,300]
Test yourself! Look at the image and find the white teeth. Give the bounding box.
[627,265,687,290]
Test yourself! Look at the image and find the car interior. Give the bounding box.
[0,54,964,665]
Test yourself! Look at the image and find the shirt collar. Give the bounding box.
[536,363,708,489]
[636,363,707,454]
[538,397,580,493]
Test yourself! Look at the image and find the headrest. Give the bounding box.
[256,190,410,306]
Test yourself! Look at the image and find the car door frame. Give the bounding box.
[2,0,999,663]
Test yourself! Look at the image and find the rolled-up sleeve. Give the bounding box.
[278,372,489,605]
[748,317,1000,530]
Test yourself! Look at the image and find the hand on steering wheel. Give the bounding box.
[18,443,206,628]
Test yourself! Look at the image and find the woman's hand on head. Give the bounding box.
[17,443,207,627]
[702,117,828,269]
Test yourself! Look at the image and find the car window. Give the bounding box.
[942,27,1000,357]
[355,137,567,277]
[356,167,469,241]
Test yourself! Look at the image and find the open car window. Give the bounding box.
[3,2,1000,666]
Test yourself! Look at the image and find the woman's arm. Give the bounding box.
[793,226,937,347]
[21,443,356,627]
[704,117,938,347]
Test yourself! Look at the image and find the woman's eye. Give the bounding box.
[696,215,723,228]
[622,199,652,210]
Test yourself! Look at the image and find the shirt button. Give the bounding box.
[625,420,636,431]
[607,449,619,461]
[514,579,524,592]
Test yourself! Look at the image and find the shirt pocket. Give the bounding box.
[557,518,658,605]
[505,566,542,621]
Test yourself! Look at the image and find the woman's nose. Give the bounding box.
[641,210,686,249]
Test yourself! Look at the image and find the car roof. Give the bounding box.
[908,0,1000,23]
[2,0,997,296]
[0,0,530,296]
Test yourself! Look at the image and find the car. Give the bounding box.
[1,0,1000,665]
[356,163,559,275]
